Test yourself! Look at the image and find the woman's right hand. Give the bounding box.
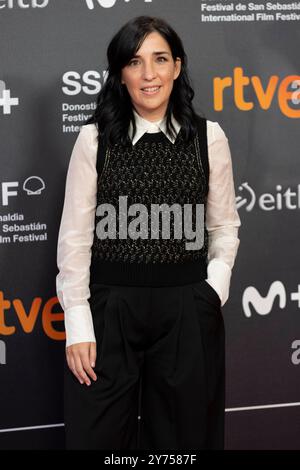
[66,342,98,386]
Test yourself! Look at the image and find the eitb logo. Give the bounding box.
[85,0,153,9]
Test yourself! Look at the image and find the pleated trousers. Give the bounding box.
[63,279,225,450]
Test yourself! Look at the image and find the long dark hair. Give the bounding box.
[85,15,205,147]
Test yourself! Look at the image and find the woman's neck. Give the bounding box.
[132,107,166,123]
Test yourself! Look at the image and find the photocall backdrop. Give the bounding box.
[0,0,299,450]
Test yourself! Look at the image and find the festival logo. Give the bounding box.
[85,0,153,9]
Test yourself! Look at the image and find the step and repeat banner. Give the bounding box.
[0,0,299,450]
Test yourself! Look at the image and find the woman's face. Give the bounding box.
[121,31,181,121]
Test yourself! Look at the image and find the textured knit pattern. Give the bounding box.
[91,130,209,264]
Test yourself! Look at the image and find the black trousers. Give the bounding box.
[63,280,225,450]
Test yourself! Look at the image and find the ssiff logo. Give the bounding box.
[0,80,19,115]
[85,0,152,8]
[1,176,46,206]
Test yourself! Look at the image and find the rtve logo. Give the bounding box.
[0,0,48,8]
[0,80,19,115]
[0,291,65,343]
[85,0,152,9]
[243,281,300,318]
[214,67,300,118]
[0,289,64,364]
[237,183,300,212]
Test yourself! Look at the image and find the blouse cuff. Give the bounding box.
[206,258,232,307]
[64,305,96,348]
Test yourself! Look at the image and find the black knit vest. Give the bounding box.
[89,117,209,287]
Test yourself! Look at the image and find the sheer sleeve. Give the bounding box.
[56,124,98,347]
[205,121,242,306]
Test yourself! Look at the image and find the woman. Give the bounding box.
[56,15,241,450]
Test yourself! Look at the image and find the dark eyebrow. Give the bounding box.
[132,51,170,58]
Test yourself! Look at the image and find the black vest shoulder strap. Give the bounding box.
[195,116,209,185]
[96,130,107,179]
